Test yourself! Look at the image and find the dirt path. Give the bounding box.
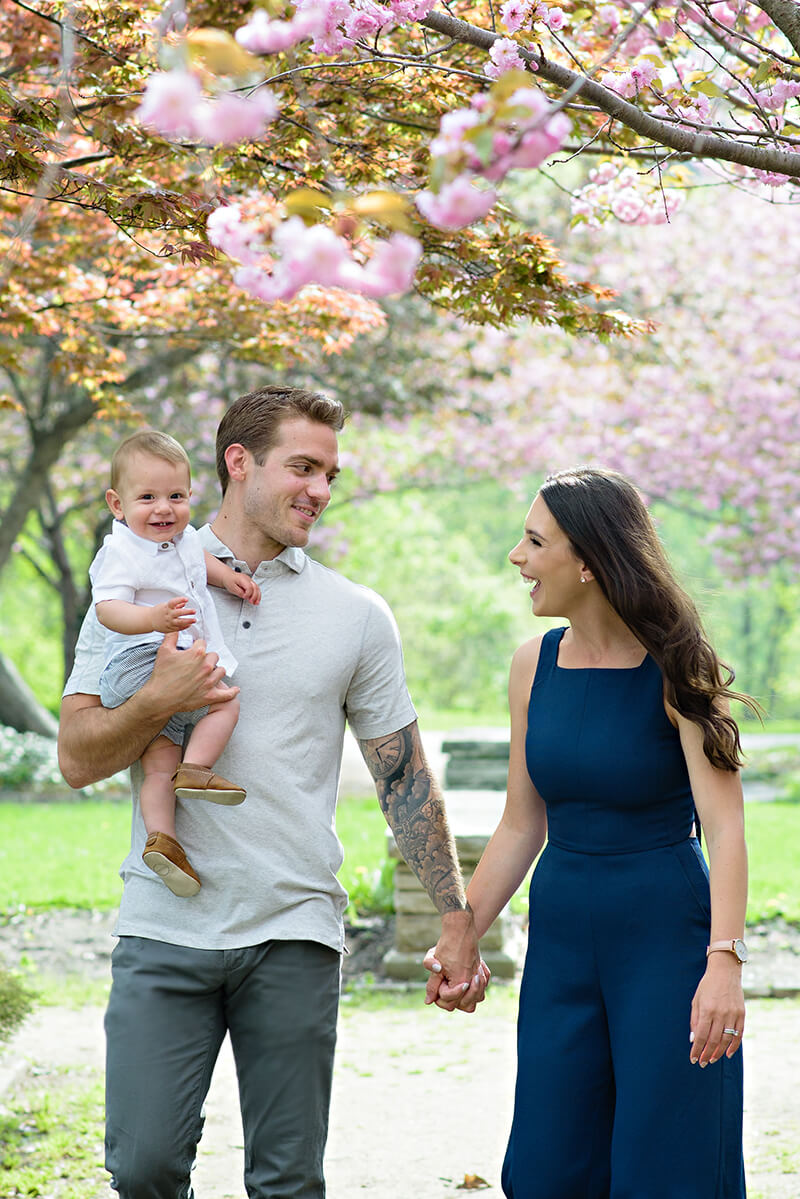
[2,994,799,1198]
[1,911,800,1197]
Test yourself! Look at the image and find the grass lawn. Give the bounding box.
[0,796,798,924]
[0,796,394,916]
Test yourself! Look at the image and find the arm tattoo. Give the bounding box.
[358,723,467,915]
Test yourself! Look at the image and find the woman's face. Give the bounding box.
[508,493,586,617]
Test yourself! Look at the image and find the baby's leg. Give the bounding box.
[140,736,183,839]
[140,737,202,897]
[173,694,247,806]
[184,693,241,770]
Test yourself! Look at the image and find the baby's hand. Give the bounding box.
[225,573,261,605]
[153,597,197,633]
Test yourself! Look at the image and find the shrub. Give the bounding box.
[0,725,126,795]
[0,966,36,1043]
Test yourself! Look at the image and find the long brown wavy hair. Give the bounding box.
[540,467,760,771]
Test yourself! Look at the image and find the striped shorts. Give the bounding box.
[99,642,207,748]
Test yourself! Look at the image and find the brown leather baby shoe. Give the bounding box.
[171,763,246,805]
[143,831,201,897]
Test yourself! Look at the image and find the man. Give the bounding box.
[58,385,484,1199]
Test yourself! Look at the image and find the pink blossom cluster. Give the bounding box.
[234,0,436,57]
[136,70,278,144]
[234,4,333,54]
[499,0,565,35]
[752,151,800,188]
[208,205,422,302]
[486,38,527,80]
[755,79,800,111]
[600,61,660,99]
[416,176,497,230]
[652,87,713,130]
[572,164,683,227]
[418,86,570,229]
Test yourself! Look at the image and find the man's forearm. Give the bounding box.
[359,722,467,914]
[58,690,170,789]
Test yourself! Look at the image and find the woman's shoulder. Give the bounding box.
[510,634,545,697]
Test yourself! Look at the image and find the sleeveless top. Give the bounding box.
[526,627,694,854]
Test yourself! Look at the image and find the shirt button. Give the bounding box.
[242,620,251,629]
[234,567,242,573]
[160,542,170,550]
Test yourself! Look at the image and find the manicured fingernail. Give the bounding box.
[431,961,441,973]
[689,1031,695,1043]
[474,974,481,985]
[700,1061,707,1069]
[461,982,469,992]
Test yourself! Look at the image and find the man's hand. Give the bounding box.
[424,933,491,1013]
[147,632,240,712]
[151,597,197,633]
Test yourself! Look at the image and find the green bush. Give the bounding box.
[0,966,36,1043]
[0,725,126,796]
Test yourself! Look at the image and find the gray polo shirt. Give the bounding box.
[64,525,417,952]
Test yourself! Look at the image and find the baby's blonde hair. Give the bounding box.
[110,430,191,491]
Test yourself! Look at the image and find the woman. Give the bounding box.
[433,468,752,1198]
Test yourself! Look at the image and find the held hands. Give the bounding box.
[689,955,745,1067]
[151,596,197,633]
[422,910,489,1013]
[423,945,491,1012]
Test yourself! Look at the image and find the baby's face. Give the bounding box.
[106,453,192,543]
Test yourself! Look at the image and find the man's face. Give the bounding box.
[239,417,340,555]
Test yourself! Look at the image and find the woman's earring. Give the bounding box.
[580,575,587,584]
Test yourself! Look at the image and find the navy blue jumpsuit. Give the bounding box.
[501,627,745,1199]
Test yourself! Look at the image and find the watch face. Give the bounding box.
[734,938,749,963]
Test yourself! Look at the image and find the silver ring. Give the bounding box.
[723,1027,739,1036]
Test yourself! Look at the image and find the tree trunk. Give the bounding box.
[0,651,58,738]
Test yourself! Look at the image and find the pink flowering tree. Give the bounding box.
[4,1,800,315]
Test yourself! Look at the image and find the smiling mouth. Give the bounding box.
[293,504,318,522]
[521,574,541,596]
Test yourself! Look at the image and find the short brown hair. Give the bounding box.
[110,430,191,492]
[216,385,346,494]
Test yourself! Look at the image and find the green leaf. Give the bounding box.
[693,79,726,98]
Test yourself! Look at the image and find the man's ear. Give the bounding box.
[224,443,250,483]
[105,489,124,521]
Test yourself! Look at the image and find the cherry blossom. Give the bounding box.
[136,70,204,138]
[416,176,497,229]
[486,38,527,79]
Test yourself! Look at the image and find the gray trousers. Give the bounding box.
[105,936,341,1199]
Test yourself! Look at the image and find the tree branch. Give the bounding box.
[419,10,800,177]
[752,1,800,57]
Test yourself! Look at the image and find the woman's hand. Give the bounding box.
[689,955,745,1066]
[423,945,491,1012]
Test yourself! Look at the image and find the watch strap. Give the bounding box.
[706,938,746,962]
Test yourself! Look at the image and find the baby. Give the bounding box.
[90,429,260,896]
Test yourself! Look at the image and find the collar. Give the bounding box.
[198,524,306,575]
[110,520,185,556]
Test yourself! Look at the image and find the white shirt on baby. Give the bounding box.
[89,520,237,676]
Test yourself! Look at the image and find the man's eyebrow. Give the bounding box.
[288,454,341,476]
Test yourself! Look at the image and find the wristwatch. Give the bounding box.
[706,938,748,964]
